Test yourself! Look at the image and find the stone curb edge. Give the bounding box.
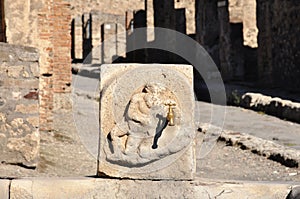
[199,123,300,168]
[227,90,300,124]
[0,178,299,198]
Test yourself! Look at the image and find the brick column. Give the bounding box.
[52,0,71,94]
[38,0,71,131]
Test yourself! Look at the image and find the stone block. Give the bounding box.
[0,180,10,199]
[15,104,39,114]
[10,179,33,199]
[9,178,293,198]
[98,64,195,180]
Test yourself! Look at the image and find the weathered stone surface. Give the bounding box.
[0,43,39,167]
[200,123,300,168]
[10,179,33,199]
[257,0,300,91]
[0,180,10,199]
[241,93,300,123]
[0,43,39,63]
[98,64,195,180]
[9,178,293,198]
[287,186,300,199]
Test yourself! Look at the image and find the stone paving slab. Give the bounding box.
[0,180,10,199]
[8,177,296,199]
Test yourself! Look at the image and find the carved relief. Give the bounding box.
[98,64,195,179]
[105,83,180,166]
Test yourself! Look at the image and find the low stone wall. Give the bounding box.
[0,43,39,168]
[226,87,300,124]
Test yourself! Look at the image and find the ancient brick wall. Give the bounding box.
[3,0,72,131]
[38,0,72,131]
[0,43,39,167]
[257,0,300,91]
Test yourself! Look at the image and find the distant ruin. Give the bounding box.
[0,0,299,132]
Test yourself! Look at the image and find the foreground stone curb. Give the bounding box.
[0,180,9,199]
[5,178,295,198]
[200,123,300,168]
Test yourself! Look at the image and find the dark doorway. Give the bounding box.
[0,0,5,42]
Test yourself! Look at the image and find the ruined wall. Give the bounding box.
[4,0,40,47]
[70,0,145,17]
[175,0,196,35]
[257,0,300,91]
[228,0,258,48]
[0,43,39,167]
[4,0,72,130]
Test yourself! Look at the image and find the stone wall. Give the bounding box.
[4,0,72,131]
[257,0,300,91]
[0,43,39,168]
[196,0,258,82]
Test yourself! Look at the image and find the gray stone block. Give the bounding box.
[98,64,195,180]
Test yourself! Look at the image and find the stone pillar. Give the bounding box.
[98,64,195,180]
[74,15,83,60]
[91,11,102,64]
[125,11,135,62]
[146,0,154,42]
[218,0,232,80]
[101,23,117,64]
[116,23,126,59]
[242,0,258,48]
[83,13,92,62]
